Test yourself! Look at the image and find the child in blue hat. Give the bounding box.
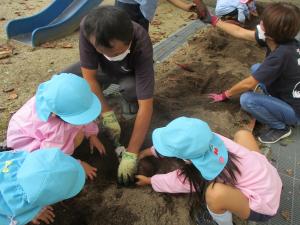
[7,73,104,180]
[136,117,282,225]
[215,0,258,25]
[0,148,85,225]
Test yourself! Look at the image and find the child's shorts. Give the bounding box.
[248,210,274,222]
[115,1,149,31]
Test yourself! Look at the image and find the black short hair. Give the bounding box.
[83,6,133,48]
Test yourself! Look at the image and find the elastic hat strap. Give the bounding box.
[8,216,17,225]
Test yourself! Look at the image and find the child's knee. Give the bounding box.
[205,183,227,209]
[233,129,252,142]
[240,92,253,110]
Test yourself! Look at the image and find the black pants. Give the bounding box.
[61,62,138,113]
[115,1,149,31]
[220,9,239,21]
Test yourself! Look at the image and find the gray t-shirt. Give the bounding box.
[79,21,154,100]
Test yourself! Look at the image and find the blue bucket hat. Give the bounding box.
[36,73,101,125]
[0,148,85,225]
[152,117,228,180]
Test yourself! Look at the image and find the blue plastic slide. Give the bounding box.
[6,0,102,47]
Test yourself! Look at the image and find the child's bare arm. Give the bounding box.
[167,0,194,11]
[216,20,256,42]
[135,175,151,186]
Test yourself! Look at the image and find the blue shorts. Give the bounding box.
[248,210,274,222]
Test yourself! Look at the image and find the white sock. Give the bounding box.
[207,206,233,225]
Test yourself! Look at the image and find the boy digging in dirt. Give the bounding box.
[215,0,258,25]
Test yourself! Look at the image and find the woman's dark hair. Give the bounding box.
[83,6,133,48]
[261,3,300,43]
[178,152,241,220]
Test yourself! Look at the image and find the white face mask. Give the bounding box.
[103,47,130,62]
[256,24,266,41]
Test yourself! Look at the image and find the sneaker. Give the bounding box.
[258,127,292,144]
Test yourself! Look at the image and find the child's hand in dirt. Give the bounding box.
[184,3,196,12]
[89,135,106,155]
[135,175,151,186]
[138,147,154,160]
[32,206,55,225]
[208,91,229,103]
[80,161,97,180]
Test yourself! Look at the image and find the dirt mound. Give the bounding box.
[155,28,264,136]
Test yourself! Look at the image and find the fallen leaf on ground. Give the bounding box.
[0,50,12,59]
[8,93,18,100]
[0,44,13,59]
[41,42,56,48]
[286,169,293,176]
[14,12,22,16]
[175,63,195,72]
[281,210,290,221]
[188,14,198,20]
[0,59,12,65]
[151,20,162,26]
[3,87,14,93]
[61,43,73,48]
[0,17,6,21]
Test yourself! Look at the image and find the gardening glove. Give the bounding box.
[193,0,208,19]
[102,111,121,147]
[117,151,138,186]
[115,146,126,162]
[202,11,219,26]
[208,91,229,102]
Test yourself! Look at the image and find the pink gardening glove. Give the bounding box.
[208,91,229,102]
[202,11,219,26]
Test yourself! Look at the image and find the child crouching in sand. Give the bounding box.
[136,117,282,225]
[0,148,85,225]
[7,73,104,180]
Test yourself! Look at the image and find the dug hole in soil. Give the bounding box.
[51,27,265,225]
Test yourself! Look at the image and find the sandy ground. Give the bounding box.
[0,0,197,141]
[0,0,300,225]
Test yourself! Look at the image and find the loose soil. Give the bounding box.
[0,0,299,225]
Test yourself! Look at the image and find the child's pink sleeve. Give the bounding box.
[38,121,82,155]
[83,122,99,138]
[39,125,76,155]
[150,169,195,193]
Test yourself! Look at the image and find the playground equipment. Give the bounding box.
[6,0,102,47]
